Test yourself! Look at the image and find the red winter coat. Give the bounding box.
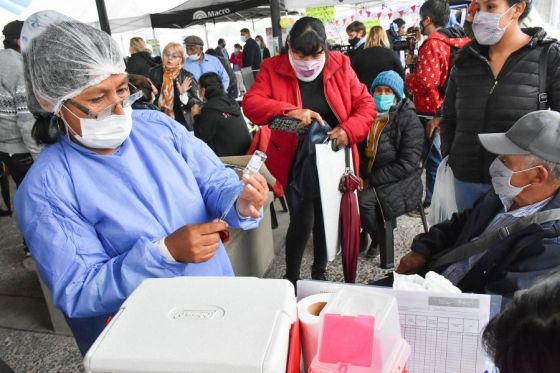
[230,52,243,70]
[405,31,470,115]
[242,51,376,187]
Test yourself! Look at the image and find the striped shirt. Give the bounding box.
[442,197,553,285]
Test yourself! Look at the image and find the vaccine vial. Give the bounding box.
[243,150,267,177]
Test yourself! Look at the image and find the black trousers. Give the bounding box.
[284,185,327,281]
[0,152,33,187]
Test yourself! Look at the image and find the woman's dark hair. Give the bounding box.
[420,0,450,28]
[128,74,153,103]
[286,17,327,56]
[234,43,242,49]
[346,21,366,36]
[31,113,63,145]
[393,18,406,28]
[3,38,18,51]
[205,48,217,56]
[482,273,560,373]
[199,72,225,100]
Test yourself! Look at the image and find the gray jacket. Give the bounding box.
[0,49,41,156]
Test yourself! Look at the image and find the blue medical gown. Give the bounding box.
[15,110,260,353]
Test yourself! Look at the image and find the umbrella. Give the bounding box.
[339,146,361,283]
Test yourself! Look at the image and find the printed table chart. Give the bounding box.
[400,313,480,373]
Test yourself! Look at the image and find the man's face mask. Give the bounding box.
[472,5,516,46]
[348,37,359,47]
[63,99,136,149]
[489,158,540,205]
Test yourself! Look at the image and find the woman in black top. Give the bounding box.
[193,72,251,156]
[352,26,405,91]
[125,37,159,78]
[255,35,271,60]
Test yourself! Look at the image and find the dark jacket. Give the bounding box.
[261,47,271,60]
[194,94,251,156]
[351,46,405,91]
[149,66,201,130]
[215,55,238,99]
[412,189,560,300]
[243,38,262,70]
[441,28,560,184]
[347,42,365,63]
[359,98,424,220]
[126,51,159,77]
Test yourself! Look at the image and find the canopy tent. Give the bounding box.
[150,0,274,29]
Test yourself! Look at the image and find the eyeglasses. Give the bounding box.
[65,83,143,121]
[163,53,182,59]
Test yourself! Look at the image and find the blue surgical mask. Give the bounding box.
[374,94,395,113]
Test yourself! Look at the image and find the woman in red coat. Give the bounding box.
[243,17,376,284]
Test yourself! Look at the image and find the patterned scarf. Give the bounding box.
[158,65,181,118]
[365,113,389,173]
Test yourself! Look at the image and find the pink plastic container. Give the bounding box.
[309,289,410,373]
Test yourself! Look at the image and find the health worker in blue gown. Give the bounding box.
[15,11,269,355]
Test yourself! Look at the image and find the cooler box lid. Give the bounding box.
[84,277,296,373]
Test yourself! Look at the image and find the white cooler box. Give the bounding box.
[84,277,296,373]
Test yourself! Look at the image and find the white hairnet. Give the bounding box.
[22,11,126,114]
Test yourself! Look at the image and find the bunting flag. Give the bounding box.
[324,3,423,28]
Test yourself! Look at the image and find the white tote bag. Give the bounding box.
[316,143,355,261]
[428,155,458,226]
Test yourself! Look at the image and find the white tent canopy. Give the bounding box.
[0,0,417,33]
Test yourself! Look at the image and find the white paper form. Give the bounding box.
[297,280,495,373]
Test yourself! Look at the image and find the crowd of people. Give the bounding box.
[2,0,559,368]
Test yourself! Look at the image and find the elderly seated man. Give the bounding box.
[396,110,560,299]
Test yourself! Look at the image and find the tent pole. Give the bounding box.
[203,23,210,49]
[95,0,111,35]
[270,0,282,55]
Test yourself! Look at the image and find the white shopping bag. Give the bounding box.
[428,155,458,226]
[315,143,355,261]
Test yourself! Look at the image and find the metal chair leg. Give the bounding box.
[279,196,288,212]
[270,201,278,229]
[380,219,395,269]
[419,203,429,233]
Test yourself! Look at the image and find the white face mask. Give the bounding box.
[489,158,538,206]
[241,35,247,43]
[288,51,326,82]
[472,5,515,46]
[64,106,133,149]
[187,53,200,61]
